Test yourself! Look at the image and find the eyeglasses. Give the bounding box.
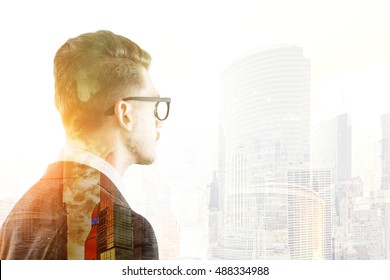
[105,96,171,121]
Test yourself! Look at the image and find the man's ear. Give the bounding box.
[114,100,133,131]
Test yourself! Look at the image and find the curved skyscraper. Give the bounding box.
[217,45,316,259]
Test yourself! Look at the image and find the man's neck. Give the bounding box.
[65,138,132,176]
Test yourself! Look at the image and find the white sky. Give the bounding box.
[1,0,390,257]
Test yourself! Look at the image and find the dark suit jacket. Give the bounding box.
[0,161,159,260]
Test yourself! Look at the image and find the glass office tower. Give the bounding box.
[218,45,313,259]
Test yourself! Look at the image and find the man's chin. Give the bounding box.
[136,160,154,166]
[135,154,156,165]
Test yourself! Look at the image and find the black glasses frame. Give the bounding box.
[105,96,171,121]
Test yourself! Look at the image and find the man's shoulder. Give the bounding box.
[3,161,94,220]
[0,162,69,259]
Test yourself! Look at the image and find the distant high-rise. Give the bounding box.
[378,113,390,259]
[381,113,390,190]
[218,45,311,259]
[287,176,325,259]
[312,113,352,184]
[311,113,352,259]
[287,169,329,259]
[208,171,222,259]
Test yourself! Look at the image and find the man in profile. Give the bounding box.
[0,30,171,260]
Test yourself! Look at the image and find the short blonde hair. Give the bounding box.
[54,30,151,138]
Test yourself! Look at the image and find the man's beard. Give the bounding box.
[125,135,155,165]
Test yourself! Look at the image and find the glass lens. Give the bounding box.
[156,102,169,120]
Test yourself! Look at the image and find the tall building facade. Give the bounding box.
[218,45,312,259]
[287,169,328,259]
[379,112,390,258]
[84,175,135,260]
[381,113,390,190]
[311,113,352,259]
[312,113,352,184]
[208,171,221,258]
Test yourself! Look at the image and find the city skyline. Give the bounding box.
[209,44,390,260]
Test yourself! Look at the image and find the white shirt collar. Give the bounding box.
[58,145,125,194]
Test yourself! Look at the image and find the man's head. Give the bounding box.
[54,30,169,166]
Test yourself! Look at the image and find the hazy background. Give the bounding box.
[1,0,390,258]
